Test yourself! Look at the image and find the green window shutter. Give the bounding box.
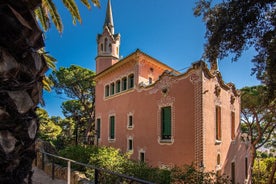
[110,116,115,139]
[161,106,171,139]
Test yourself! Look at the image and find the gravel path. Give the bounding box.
[32,167,66,184]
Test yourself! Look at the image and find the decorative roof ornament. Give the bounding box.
[104,0,114,34]
[210,58,219,72]
[214,84,221,97]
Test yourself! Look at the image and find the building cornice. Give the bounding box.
[94,49,176,80]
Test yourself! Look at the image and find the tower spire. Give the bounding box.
[104,0,114,34]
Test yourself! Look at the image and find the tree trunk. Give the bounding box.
[0,0,46,183]
[250,145,257,176]
[267,161,276,184]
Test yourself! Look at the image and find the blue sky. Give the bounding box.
[43,0,259,117]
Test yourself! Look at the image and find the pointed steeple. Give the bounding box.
[104,0,114,34]
[96,0,120,74]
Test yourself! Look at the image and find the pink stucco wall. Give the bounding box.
[95,51,250,182]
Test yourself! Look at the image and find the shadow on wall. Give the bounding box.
[223,125,251,184]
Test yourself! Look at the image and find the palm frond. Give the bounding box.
[42,76,54,92]
[62,0,82,24]
[43,0,63,32]
[34,6,50,31]
[38,48,57,71]
[43,53,57,70]
[91,0,101,8]
[80,0,91,9]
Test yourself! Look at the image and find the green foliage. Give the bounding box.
[252,157,276,184]
[50,65,96,145]
[89,146,129,173]
[124,161,171,184]
[50,65,95,99]
[241,85,276,169]
[171,165,231,184]
[58,145,97,171]
[36,108,62,142]
[194,0,276,99]
[86,146,171,183]
[51,145,233,183]
[35,0,101,33]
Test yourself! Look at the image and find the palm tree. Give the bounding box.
[36,0,100,33]
[0,0,99,183]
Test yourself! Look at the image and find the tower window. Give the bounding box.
[100,43,103,51]
[109,43,112,52]
[216,106,222,141]
[104,38,108,52]
[128,74,134,89]
[161,106,171,140]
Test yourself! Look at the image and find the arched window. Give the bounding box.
[149,77,152,84]
[128,74,134,89]
[122,77,127,91]
[110,82,115,95]
[116,80,121,93]
[100,43,103,51]
[105,85,110,97]
[109,43,112,52]
[104,38,108,52]
[217,154,220,165]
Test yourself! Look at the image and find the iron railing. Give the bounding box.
[37,150,155,184]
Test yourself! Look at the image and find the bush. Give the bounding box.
[57,145,97,171]
[123,161,171,184]
[54,145,232,183]
[252,157,276,184]
[171,164,231,184]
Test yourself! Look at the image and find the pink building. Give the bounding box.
[94,0,251,183]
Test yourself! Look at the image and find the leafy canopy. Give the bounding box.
[240,85,276,168]
[194,0,276,99]
[49,65,96,143]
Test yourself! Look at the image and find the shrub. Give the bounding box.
[54,145,232,183]
[57,145,97,171]
[171,164,231,184]
[252,157,276,184]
